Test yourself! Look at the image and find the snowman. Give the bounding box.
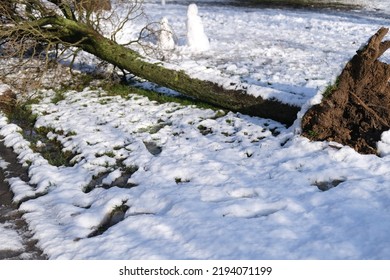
[158,17,175,51]
[186,3,210,52]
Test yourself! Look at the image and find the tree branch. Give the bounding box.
[0,0,299,125]
[379,41,390,58]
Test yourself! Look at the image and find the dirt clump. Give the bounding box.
[302,27,390,154]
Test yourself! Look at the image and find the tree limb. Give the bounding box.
[379,41,390,58]
[0,0,299,125]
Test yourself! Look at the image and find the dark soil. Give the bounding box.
[302,27,390,154]
[0,139,47,260]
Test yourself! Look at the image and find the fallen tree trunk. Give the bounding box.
[301,27,390,154]
[0,1,299,126]
[69,19,299,125]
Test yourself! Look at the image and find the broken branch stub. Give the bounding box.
[301,27,390,154]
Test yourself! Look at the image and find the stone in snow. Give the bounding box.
[186,3,210,52]
[158,17,175,51]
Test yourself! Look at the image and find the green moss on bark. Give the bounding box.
[46,16,300,125]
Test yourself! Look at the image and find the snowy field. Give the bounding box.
[1,0,390,259]
[123,0,390,106]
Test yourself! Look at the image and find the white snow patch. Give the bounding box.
[159,17,175,51]
[8,177,37,204]
[0,157,9,169]
[0,84,12,96]
[0,223,24,251]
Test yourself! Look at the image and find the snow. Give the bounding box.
[158,17,175,51]
[121,0,390,106]
[0,157,9,169]
[0,223,24,251]
[186,3,210,51]
[2,88,390,259]
[1,0,390,260]
[0,84,12,96]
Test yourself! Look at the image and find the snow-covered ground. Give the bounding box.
[121,0,390,107]
[1,0,390,259]
[0,222,24,252]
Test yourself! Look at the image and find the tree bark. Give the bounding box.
[301,27,390,154]
[55,17,299,125]
[90,39,300,125]
[1,2,299,125]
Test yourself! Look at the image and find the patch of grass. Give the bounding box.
[51,91,66,104]
[104,151,116,158]
[42,145,74,166]
[77,73,96,89]
[60,73,97,92]
[102,83,132,99]
[137,123,167,134]
[307,130,318,138]
[323,76,340,98]
[221,131,233,137]
[66,131,77,137]
[6,100,77,167]
[61,72,227,116]
[122,164,139,175]
[31,127,76,167]
[102,83,226,112]
[95,151,114,158]
[35,125,54,134]
[197,125,213,135]
[7,99,41,133]
[323,83,337,98]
